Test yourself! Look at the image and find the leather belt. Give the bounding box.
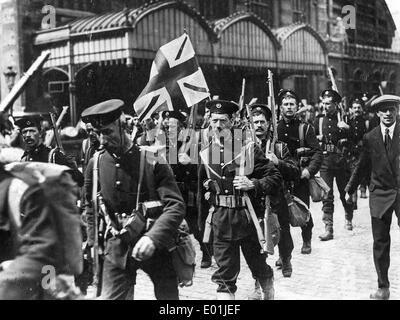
[213,195,246,208]
[324,144,341,154]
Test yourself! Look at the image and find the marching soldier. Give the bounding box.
[82,99,185,300]
[315,89,354,240]
[249,103,299,278]
[277,90,323,253]
[347,97,369,208]
[15,116,83,186]
[198,100,282,300]
[161,110,213,268]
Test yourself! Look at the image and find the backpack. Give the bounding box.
[5,162,83,275]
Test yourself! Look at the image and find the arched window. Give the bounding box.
[292,0,307,23]
[352,69,363,95]
[368,71,381,95]
[199,0,231,19]
[248,0,273,24]
[388,73,397,94]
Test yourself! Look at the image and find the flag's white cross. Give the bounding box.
[135,34,209,121]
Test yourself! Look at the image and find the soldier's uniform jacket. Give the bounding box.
[21,143,84,186]
[314,113,352,169]
[84,145,185,268]
[259,139,300,184]
[348,115,368,158]
[198,131,282,241]
[258,139,300,223]
[165,130,198,208]
[277,118,323,177]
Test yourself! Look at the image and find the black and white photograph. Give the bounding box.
[0,0,399,306]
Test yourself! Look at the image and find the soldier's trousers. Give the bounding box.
[185,205,213,259]
[274,194,294,259]
[293,179,314,242]
[320,166,353,227]
[100,249,179,300]
[212,235,273,294]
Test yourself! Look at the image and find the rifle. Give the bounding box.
[234,79,246,127]
[327,67,346,123]
[0,52,51,114]
[262,70,278,256]
[237,79,269,255]
[91,152,102,297]
[45,106,70,148]
[266,70,277,154]
[179,103,199,156]
[48,112,65,163]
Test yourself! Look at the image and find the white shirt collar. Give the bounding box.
[380,121,396,140]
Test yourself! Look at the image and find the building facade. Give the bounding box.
[0,0,399,122]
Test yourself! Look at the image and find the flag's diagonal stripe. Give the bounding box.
[175,36,188,61]
[139,94,160,121]
[183,82,209,93]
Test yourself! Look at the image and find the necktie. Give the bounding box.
[384,128,392,153]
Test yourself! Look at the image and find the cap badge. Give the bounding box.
[216,103,222,109]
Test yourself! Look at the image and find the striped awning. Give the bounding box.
[274,23,328,72]
[34,1,327,73]
[34,1,214,68]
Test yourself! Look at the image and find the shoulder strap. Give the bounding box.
[299,123,305,148]
[319,117,324,136]
[277,142,283,159]
[136,149,146,211]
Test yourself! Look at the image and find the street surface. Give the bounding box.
[133,185,400,300]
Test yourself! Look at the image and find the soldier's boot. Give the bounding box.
[319,225,334,241]
[352,193,358,210]
[281,256,292,278]
[360,188,368,199]
[200,253,212,269]
[216,292,235,300]
[275,257,282,269]
[258,277,274,300]
[345,219,353,231]
[301,241,312,254]
[247,280,262,300]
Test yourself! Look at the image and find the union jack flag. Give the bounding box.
[134,34,210,121]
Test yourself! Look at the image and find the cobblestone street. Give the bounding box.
[133,186,400,300]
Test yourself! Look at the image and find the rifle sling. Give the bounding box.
[243,194,266,254]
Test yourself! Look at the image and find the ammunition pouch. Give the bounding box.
[324,144,341,154]
[212,195,246,208]
[296,148,312,167]
[118,210,147,246]
[115,201,163,246]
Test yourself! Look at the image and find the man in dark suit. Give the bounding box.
[346,95,400,300]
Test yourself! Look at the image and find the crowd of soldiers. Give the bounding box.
[0,85,399,300]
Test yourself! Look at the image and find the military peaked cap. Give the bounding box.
[278,89,300,105]
[162,110,187,123]
[206,100,239,117]
[320,89,342,104]
[349,96,365,108]
[81,99,124,126]
[249,104,272,120]
[15,115,43,130]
